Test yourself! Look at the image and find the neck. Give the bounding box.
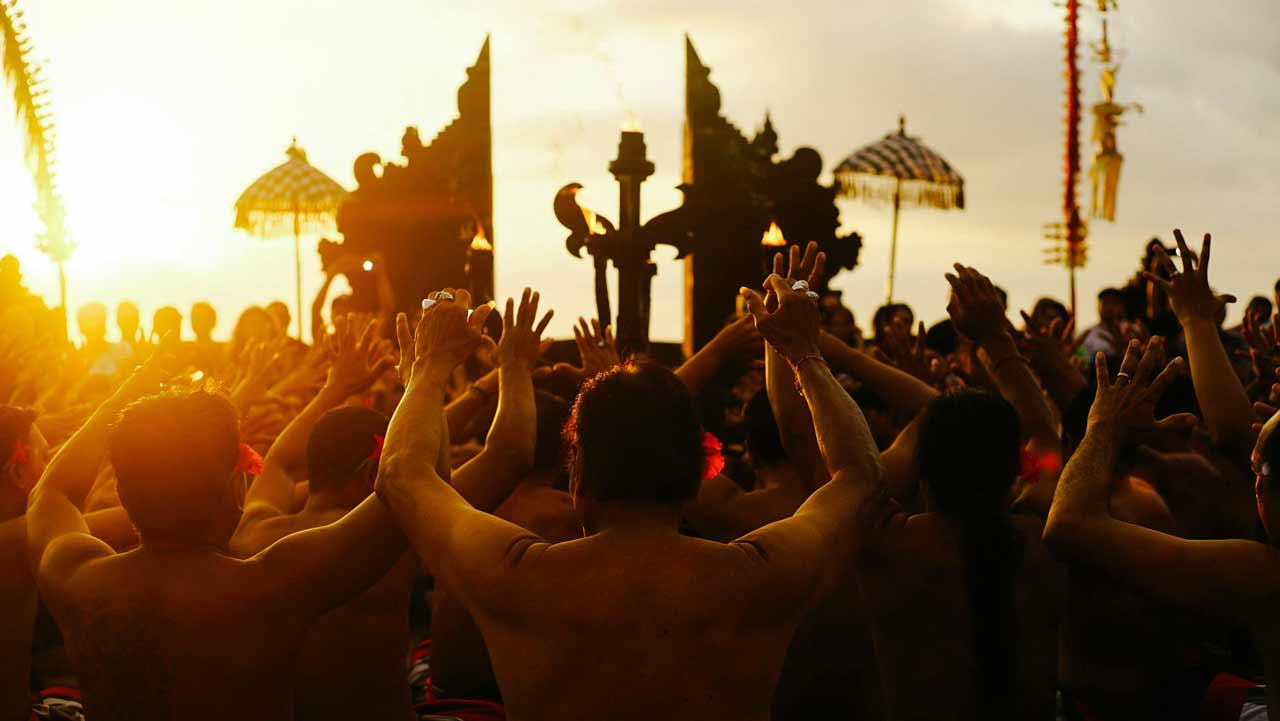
[583,500,683,536]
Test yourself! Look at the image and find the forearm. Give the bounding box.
[381,363,450,484]
[452,365,536,512]
[764,345,825,480]
[264,384,347,478]
[445,370,497,444]
[35,398,125,508]
[1183,318,1254,448]
[1045,423,1120,532]
[796,357,882,481]
[674,342,728,397]
[819,333,937,415]
[980,332,1059,444]
[311,274,336,344]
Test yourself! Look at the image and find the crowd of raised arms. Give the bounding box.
[2,230,1280,721]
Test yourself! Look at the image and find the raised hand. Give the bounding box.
[945,264,1009,345]
[324,313,396,398]
[497,288,554,371]
[571,317,621,378]
[1088,337,1185,444]
[768,241,826,310]
[414,288,496,384]
[741,274,821,364]
[114,332,183,404]
[872,320,941,386]
[1142,230,1236,323]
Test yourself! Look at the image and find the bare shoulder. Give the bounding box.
[496,486,581,543]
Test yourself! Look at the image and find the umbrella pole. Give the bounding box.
[886,178,902,303]
[293,210,303,340]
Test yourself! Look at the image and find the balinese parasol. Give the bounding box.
[235,139,348,339]
[835,116,964,303]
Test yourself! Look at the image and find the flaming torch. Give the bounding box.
[466,220,494,303]
[760,219,786,275]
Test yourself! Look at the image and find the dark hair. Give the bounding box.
[1031,297,1069,324]
[565,361,703,506]
[1247,295,1273,315]
[924,319,959,357]
[1097,287,1124,303]
[743,391,787,470]
[871,303,911,343]
[916,390,1023,715]
[306,406,389,492]
[109,390,240,541]
[0,406,36,465]
[533,390,571,472]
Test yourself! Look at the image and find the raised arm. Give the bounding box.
[26,344,173,579]
[450,288,553,512]
[739,276,887,558]
[1044,339,1280,622]
[235,315,393,532]
[675,314,762,397]
[1144,230,1253,450]
[376,289,543,606]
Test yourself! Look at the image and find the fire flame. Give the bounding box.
[760,220,786,247]
[583,207,607,236]
[470,223,493,252]
[622,112,642,133]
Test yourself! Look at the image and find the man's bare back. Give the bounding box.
[0,516,36,721]
[232,510,419,721]
[465,530,817,721]
[859,512,1064,720]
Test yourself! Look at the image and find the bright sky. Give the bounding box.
[2,0,1278,343]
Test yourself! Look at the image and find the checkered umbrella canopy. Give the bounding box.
[233,140,348,338]
[234,139,348,236]
[834,118,964,210]
[833,117,964,303]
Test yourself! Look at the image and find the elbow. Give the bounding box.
[837,449,886,486]
[1042,511,1086,556]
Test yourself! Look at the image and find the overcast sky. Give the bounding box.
[1,0,1277,341]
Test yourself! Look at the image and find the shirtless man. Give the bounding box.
[375,282,886,721]
[1046,232,1280,718]
[0,408,135,721]
[24,343,411,721]
[230,298,548,721]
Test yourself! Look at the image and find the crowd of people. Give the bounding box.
[2,229,1280,721]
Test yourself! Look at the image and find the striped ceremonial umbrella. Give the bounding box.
[235,139,348,339]
[835,116,964,303]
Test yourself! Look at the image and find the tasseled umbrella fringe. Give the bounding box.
[835,172,965,211]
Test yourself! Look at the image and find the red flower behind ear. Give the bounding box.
[234,443,264,476]
[701,431,725,481]
[6,440,30,468]
[1018,447,1062,485]
[370,435,385,462]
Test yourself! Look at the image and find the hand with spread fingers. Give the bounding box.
[497,288,554,371]
[767,241,826,311]
[1088,336,1186,444]
[571,317,621,378]
[412,288,496,386]
[741,274,822,364]
[323,313,396,399]
[1142,230,1236,323]
[945,264,1009,345]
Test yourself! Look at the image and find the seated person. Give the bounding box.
[25,345,409,721]
[376,283,887,721]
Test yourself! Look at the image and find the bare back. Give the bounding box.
[465,532,817,721]
[859,512,1063,721]
[232,510,419,721]
[42,550,311,721]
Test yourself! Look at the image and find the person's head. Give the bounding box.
[851,387,897,450]
[0,255,20,286]
[305,406,389,502]
[916,390,1021,516]
[109,391,243,547]
[1245,296,1273,325]
[230,306,275,359]
[0,406,48,514]
[265,301,290,336]
[1253,409,1280,541]
[190,302,217,339]
[565,362,703,522]
[1097,288,1127,324]
[330,294,355,321]
[152,306,182,341]
[823,305,859,347]
[116,301,140,340]
[77,302,107,344]
[924,320,959,357]
[1273,278,1280,311]
[872,303,912,344]
[1031,297,1069,330]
